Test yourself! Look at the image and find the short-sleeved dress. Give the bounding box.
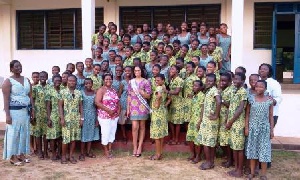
[81,91,100,142]
[60,89,82,144]
[246,99,273,162]
[83,68,93,78]
[112,79,121,94]
[182,74,199,122]
[197,86,220,147]
[168,76,184,124]
[228,87,247,150]
[186,91,205,142]
[128,79,152,120]
[76,76,85,91]
[200,55,214,68]
[145,63,154,79]
[217,34,231,72]
[150,86,168,139]
[177,32,191,45]
[119,79,129,124]
[45,87,62,140]
[32,84,50,137]
[218,86,234,146]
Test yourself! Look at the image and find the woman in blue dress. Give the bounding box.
[245,80,274,180]
[2,60,34,165]
[127,24,141,46]
[76,62,85,91]
[217,23,231,73]
[176,22,190,45]
[79,78,100,161]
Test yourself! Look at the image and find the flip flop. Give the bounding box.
[70,157,77,164]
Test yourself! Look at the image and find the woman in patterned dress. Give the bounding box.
[166,65,184,145]
[127,66,152,157]
[87,64,102,91]
[46,75,62,161]
[2,60,34,165]
[186,80,205,163]
[32,71,50,160]
[183,62,199,124]
[95,73,121,158]
[245,80,274,180]
[145,51,158,79]
[112,65,123,97]
[59,75,83,164]
[79,78,100,161]
[218,72,234,168]
[226,72,247,177]
[197,73,221,170]
[149,74,168,160]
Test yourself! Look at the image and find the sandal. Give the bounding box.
[244,167,251,175]
[106,154,113,159]
[79,154,85,161]
[51,156,59,162]
[10,160,24,166]
[38,154,44,160]
[221,161,232,168]
[17,154,31,163]
[200,162,214,170]
[70,156,77,164]
[260,175,268,180]
[61,157,68,164]
[149,155,161,160]
[86,153,96,158]
[190,159,200,164]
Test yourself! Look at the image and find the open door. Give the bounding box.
[294,14,300,83]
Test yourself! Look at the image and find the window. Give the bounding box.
[119,5,221,30]
[254,3,274,49]
[17,8,103,50]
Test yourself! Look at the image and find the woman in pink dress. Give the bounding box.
[95,73,120,158]
[127,65,152,157]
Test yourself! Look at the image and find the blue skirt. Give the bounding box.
[3,109,30,160]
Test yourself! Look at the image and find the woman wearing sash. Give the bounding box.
[127,65,152,157]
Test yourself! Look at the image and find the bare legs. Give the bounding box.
[132,120,146,156]
[228,150,244,177]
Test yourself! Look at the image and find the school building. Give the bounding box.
[0,0,299,137]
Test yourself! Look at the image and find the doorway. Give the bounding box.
[275,14,295,83]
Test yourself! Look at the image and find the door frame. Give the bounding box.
[272,3,300,83]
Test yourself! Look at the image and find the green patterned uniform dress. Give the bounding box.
[218,86,234,146]
[150,86,168,139]
[197,86,220,147]
[60,89,82,144]
[228,87,247,150]
[88,74,103,91]
[32,84,50,137]
[45,87,62,139]
[186,91,205,142]
[168,76,184,124]
[183,74,199,122]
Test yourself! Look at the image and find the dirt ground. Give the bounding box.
[0,139,300,180]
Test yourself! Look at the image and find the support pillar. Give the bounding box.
[81,0,95,58]
[231,0,244,70]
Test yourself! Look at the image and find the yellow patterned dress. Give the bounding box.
[168,56,176,66]
[88,74,103,91]
[123,56,134,67]
[45,86,62,139]
[228,87,247,150]
[182,74,199,122]
[60,89,82,144]
[168,76,184,124]
[179,68,187,80]
[188,49,201,59]
[150,86,168,139]
[32,84,50,137]
[218,86,234,146]
[197,86,220,147]
[133,51,147,63]
[186,91,205,142]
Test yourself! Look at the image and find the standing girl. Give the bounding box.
[149,74,168,160]
[226,72,247,177]
[186,80,205,163]
[88,64,102,91]
[217,23,231,72]
[59,75,83,164]
[79,78,100,161]
[119,66,133,143]
[83,58,93,77]
[198,73,221,170]
[117,41,126,61]
[245,80,274,180]
[166,65,184,145]
[46,75,62,161]
[127,66,152,157]
[75,62,85,91]
[177,22,190,45]
[95,74,120,158]
[102,38,110,60]
[145,51,158,79]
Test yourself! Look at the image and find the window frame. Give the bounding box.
[253,3,274,50]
